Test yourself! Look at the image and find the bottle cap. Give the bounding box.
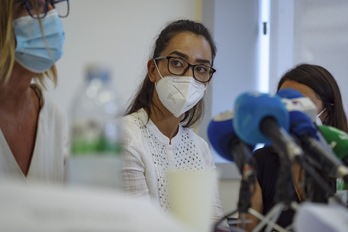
[85,64,111,83]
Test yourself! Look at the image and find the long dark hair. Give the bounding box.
[125,19,216,128]
[277,63,348,132]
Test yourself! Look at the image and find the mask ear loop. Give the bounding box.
[153,59,165,80]
[315,107,327,126]
[318,103,334,125]
[317,108,327,118]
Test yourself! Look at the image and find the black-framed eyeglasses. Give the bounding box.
[21,0,70,19]
[154,56,216,83]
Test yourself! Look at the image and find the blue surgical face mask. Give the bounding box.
[13,10,65,73]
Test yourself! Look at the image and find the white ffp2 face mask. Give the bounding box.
[155,75,206,118]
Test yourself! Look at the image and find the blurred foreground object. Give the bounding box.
[68,65,123,189]
[167,169,217,232]
[294,202,348,232]
[0,180,192,232]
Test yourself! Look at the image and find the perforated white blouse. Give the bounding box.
[121,108,225,222]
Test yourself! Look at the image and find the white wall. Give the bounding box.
[200,0,261,214]
[293,0,348,113]
[269,0,348,114]
[200,0,260,153]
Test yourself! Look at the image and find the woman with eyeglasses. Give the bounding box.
[121,19,229,230]
[242,63,348,231]
[0,0,70,183]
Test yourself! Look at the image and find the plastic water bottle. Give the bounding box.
[68,64,123,190]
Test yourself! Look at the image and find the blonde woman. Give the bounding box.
[0,0,69,183]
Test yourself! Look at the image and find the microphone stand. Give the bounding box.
[252,151,296,232]
[297,146,345,205]
[213,139,289,232]
[213,140,266,232]
[256,117,346,232]
[291,130,346,204]
[253,117,303,232]
[232,140,268,231]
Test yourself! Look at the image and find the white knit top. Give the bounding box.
[121,108,225,222]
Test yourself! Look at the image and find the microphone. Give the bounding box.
[207,111,237,162]
[233,92,290,145]
[207,111,254,172]
[208,111,257,227]
[317,125,348,166]
[283,109,348,202]
[233,91,303,224]
[277,89,348,184]
[277,88,343,202]
[233,92,303,162]
[277,88,317,122]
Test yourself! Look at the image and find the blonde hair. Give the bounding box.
[0,0,58,88]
